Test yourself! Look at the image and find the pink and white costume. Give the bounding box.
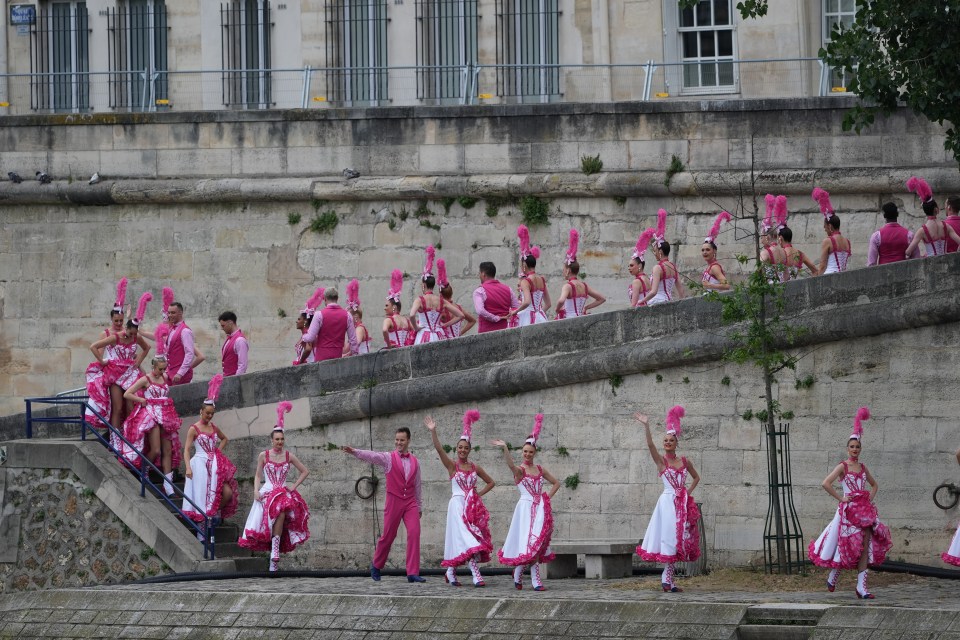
[442,463,493,568]
[413,296,447,344]
[238,450,311,553]
[442,303,467,338]
[350,449,423,576]
[385,315,414,348]
[921,221,948,257]
[516,276,549,326]
[629,277,650,308]
[120,379,182,471]
[85,338,142,429]
[648,261,679,305]
[221,329,248,376]
[807,461,893,569]
[555,279,587,319]
[637,459,701,563]
[823,235,851,274]
[165,321,195,385]
[355,322,372,354]
[497,465,555,567]
[701,262,726,289]
[943,524,960,567]
[182,428,240,523]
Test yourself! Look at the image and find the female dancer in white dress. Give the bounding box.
[942,447,960,567]
[383,270,416,348]
[759,196,790,283]
[238,402,311,571]
[807,408,893,599]
[437,259,477,338]
[409,246,463,344]
[86,291,152,432]
[813,188,851,275]
[492,414,560,591]
[515,225,551,325]
[425,410,495,587]
[345,279,372,355]
[904,176,960,258]
[121,341,182,496]
[641,210,687,305]
[635,407,701,592]
[555,229,605,319]
[628,229,654,307]
[701,211,732,292]
[181,375,239,529]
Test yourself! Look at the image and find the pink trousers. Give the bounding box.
[373,494,420,576]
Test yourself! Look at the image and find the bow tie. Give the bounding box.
[399,452,410,458]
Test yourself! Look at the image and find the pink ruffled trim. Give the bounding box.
[442,543,491,568]
[637,550,685,563]
[443,490,493,567]
[182,449,239,522]
[942,552,960,567]
[238,486,311,553]
[497,493,555,566]
[807,503,893,569]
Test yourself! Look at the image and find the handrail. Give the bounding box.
[23,396,217,560]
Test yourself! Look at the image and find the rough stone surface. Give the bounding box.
[0,467,170,593]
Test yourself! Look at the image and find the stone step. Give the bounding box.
[736,624,814,640]
[232,556,269,572]
[211,542,251,558]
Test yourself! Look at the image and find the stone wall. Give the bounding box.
[0,467,171,592]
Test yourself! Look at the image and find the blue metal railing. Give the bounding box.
[23,395,217,560]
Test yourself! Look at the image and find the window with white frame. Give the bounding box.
[822,0,856,91]
[108,0,168,112]
[324,0,389,106]
[30,1,90,112]
[415,0,478,103]
[677,0,735,93]
[495,0,560,102]
[221,0,272,109]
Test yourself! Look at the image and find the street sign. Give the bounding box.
[10,4,36,26]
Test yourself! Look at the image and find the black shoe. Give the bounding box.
[407,575,426,583]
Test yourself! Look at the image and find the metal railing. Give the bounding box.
[0,58,850,116]
[23,395,217,560]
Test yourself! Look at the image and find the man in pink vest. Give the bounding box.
[342,427,425,582]
[301,288,358,362]
[945,196,960,253]
[867,202,919,265]
[218,311,248,376]
[472,261,519,333]
[165,302,200,385]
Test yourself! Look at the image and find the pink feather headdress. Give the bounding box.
[704,211,731,245]
[906,176,934,204]
[154,322,170,357]
[632,228,656,261]
[531,246,541,259]
[665,405,685,438]
[655,208,668,245]
[518,225,531,259]
[159,286,175,324]
[204,374,224,406]
[774,196,788,231]
[761,194,776,232]
[113,278,128,312]
[565,229,580,265]
[525,413,545,446]
[346,279,361,311]
[387,269,404,303]
[302,287,325,316]
[850,406,870,441]
[422,245,436,281]
[437,259,449,289]
[275,401,293,431]
[811,188,834,220]
[132,292,153,326]
[461,409,480,443]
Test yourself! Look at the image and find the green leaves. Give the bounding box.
[822,0,960,165]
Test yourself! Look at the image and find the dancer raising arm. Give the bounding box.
[635,408,701,592]
[425,412,495,587]
[807,407,892,599]
[492,414,560,591]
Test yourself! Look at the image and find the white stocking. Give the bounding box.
[513,565,524,584]
[827,568,840,587]
[531,563,544,589]
[445,566,456,583]
[468,556,483,584]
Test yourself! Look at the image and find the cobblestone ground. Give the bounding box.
[96,570,960,610]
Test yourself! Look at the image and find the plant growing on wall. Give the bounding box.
[520,195,550,226]
[309,210,339,234]
[580,153,603,175]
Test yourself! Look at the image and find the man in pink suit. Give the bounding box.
[218,311,248,376]
[301,288,359,362]
[473,261,519,333]
[166,302,200,385]
[342,427,425,582]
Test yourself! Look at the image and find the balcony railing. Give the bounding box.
[0,58,849,116]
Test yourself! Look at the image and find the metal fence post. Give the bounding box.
[301,65,311,109]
